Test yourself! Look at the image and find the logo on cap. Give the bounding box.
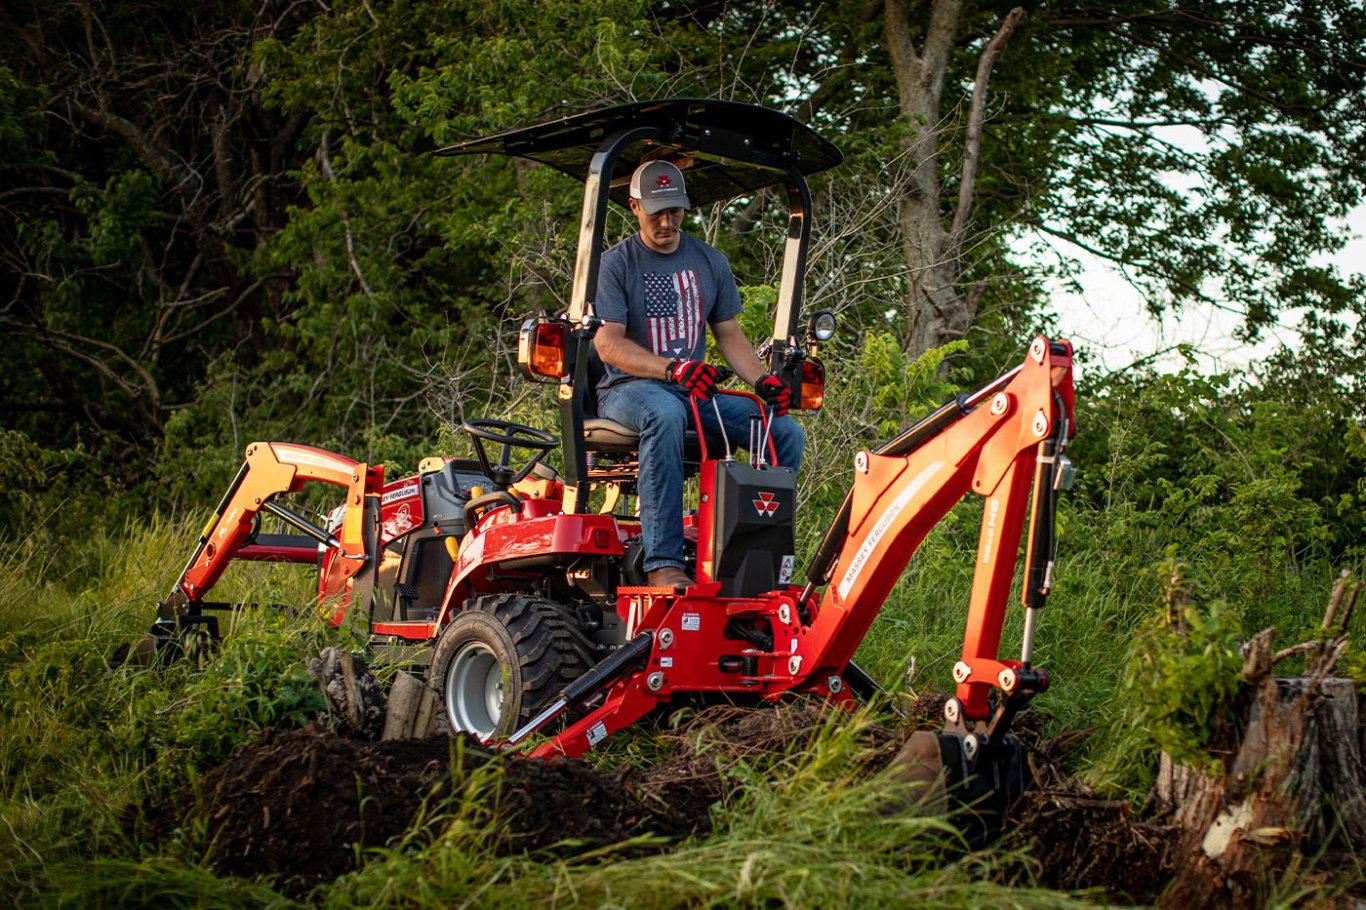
[656,175,672,188]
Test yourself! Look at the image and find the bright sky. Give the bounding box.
[1043,205,1366,376]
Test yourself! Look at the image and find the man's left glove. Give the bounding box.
[753,374,790,417]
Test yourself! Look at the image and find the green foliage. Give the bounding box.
[851,334,968,438]
[0,429,80,541]
[1066,361,1362,617]
[1119,555,1245,774]
[151,613,331,769]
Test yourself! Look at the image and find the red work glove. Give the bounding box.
[669,359,719,400]
[753,373,790,417]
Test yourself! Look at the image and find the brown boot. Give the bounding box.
[646,566,694,589]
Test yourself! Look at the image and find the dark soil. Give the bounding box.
[143,725,707,891]
[1001,727,1177,905]
[142,704,1177,901]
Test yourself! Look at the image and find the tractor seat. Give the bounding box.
[583,417,645,454]
[582,349,728,461]
[583,415,723,459]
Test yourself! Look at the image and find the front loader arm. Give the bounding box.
[157,442,384,628]
[802,337,1075,721]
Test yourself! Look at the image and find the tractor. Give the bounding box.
[151,99,1076,813]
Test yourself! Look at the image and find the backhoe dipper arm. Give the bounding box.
[158,442,383,621]
[802,337,1075,721]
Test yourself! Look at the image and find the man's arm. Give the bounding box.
[712,317,767,386]
[595,322,675,381]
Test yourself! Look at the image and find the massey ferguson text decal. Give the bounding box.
[382,481,420,504]
[836,460,944,601]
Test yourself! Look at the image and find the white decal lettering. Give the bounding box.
[836,461,944,601]
[382,482,419,505]
[982,498,1000,564]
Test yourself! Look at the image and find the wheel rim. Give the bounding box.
[445,641,505,738]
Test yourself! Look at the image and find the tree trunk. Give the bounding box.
[883,1,1022,357]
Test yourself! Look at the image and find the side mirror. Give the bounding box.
[517,316,568,382]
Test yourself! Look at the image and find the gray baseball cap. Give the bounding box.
[629,160,690,214]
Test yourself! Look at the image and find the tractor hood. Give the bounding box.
[434,98,843,208]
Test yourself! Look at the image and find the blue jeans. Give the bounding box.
[599,379,805,573]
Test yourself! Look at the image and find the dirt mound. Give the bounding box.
[143,705,1176,902]
[625,701,904,810]
[144,725,708,889]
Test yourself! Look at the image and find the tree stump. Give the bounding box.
[382,670,439,740]
[307,647,387,739]
[1155,571,1364,907]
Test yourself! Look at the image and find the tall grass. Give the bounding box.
[0,518,335,905]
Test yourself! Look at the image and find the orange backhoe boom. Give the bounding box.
[802,336,1074,719]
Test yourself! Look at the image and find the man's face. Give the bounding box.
[630,197,685,253]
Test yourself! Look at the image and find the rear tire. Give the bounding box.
[429,593,594,740]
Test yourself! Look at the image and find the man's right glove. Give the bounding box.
[669,359,719,399]
[753,373,790,416]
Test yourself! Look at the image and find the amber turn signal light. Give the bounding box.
[517,317,567,381]
[799,359,825,411]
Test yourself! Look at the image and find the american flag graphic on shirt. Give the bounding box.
[643,270,703,357]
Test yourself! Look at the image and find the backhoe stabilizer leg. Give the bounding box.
[527,681,660,759]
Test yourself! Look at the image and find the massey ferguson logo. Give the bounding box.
[753,491,780,517]
[656,174,672,188]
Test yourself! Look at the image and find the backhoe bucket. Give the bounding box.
[886,729,1028,844]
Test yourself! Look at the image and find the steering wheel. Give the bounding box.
[461,418,559,489]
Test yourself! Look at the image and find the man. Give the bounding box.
[594,159,805,588]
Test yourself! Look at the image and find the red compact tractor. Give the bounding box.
[152,99,1076,813]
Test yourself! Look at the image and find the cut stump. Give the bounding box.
[1156,571,1364,907]
[382,670,439,740]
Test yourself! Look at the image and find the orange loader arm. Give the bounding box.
[155,442,384,642]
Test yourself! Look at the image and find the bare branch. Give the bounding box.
[950,6,1022,245]
[68,100,180,186]
[318,130,375,298]
[0,315,162,415]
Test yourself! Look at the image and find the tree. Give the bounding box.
[3,0,1363,502]
[0,0,309,469]
[642,1,1366,361]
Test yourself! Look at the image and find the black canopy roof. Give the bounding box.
[435,98,842,208]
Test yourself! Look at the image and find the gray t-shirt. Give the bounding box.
[594,233,744,390]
